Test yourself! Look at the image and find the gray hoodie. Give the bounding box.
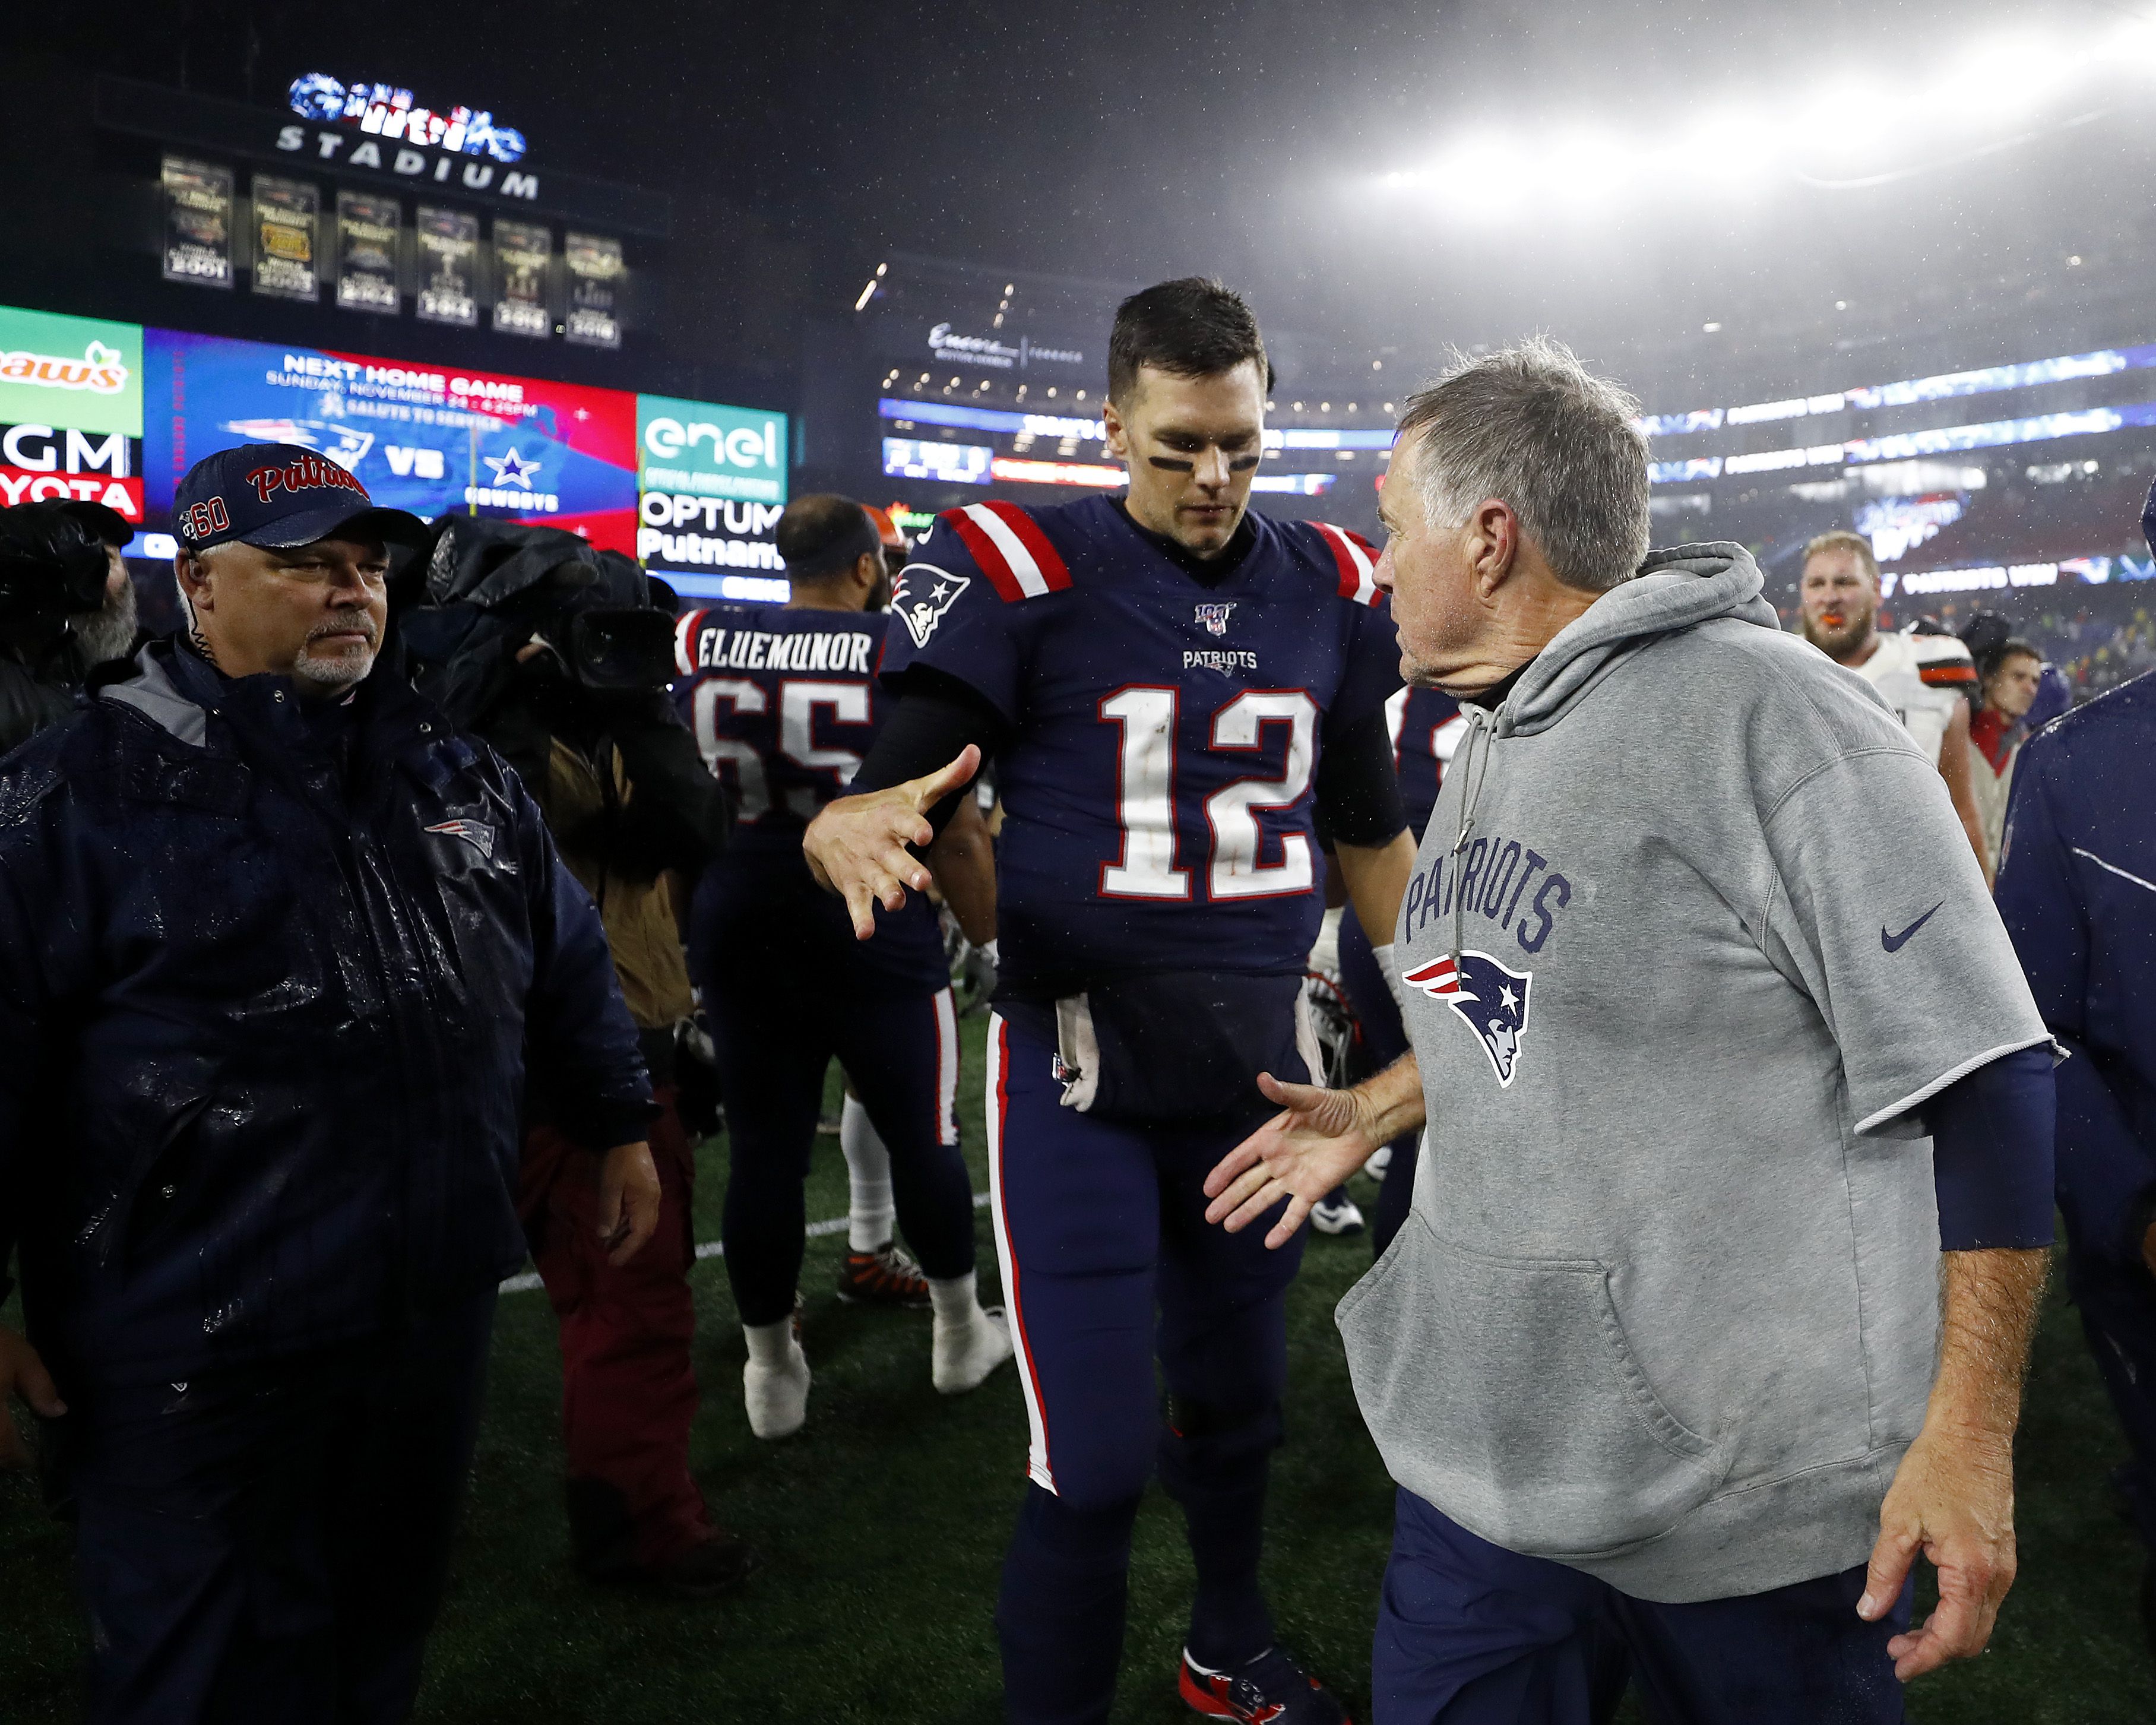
[1337,542,2048,1603]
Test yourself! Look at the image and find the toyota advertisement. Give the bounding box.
[0,306,147,524]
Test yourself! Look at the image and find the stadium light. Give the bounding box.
[1375,21,2154,212]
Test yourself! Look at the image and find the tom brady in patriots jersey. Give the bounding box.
[805,279,1415,1725]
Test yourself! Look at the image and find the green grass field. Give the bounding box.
[3,1009,2152,1722]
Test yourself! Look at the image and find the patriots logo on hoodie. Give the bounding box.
[1402,949,1533,1087]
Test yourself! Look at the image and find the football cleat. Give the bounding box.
[1179,1647,1350,1723]
[1362,1144,1392,1182]
[836,1240,933,1309]
[933,1305,1014,1394]
[1310,1194,1365,1236]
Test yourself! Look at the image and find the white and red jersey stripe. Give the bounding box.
[940,501,1074,603]
[673,607,710,677]
[1310,521,1383,607]
[984,1015,1056,1492]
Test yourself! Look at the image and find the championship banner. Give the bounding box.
[251,175,321,301]
[564,233,623,349]
[335,191,402,314]
[415,206,480,327]
[143,327,638,552]
[492,219,552,338]
[0,305,145,521]
[160,156,233,288]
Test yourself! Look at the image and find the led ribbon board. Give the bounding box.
[143,328,638,550]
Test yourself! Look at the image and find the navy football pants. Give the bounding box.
[705,974,976,1327]
[58,1290,496,1725]
[1375,1490,1913,1725]
[2065,1252,2156,1555]
[1338,903,1419,1258]
[986,1013,1305,1724]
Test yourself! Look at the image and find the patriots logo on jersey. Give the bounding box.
[1195,602,1235,637]
[894,565,971,648]
[1402,949,1533,1087]
[425,818,498,862]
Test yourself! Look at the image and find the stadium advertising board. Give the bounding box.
[0,306,146,522]
[637,395,790,588]
[143,329,639,552]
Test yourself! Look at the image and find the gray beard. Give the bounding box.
[72,578,139,666]
[292,641,377,692]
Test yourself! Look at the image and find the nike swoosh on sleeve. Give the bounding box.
[1880,901,1945,952]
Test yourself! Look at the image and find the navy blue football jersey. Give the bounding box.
[675,602,945,989]
[881,495,1402,997]
[1387,685,1465,841]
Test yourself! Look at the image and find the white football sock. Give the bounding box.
[742,1317,810,1439]
[840,1094,896,1252]
[930,1272,1014,1394]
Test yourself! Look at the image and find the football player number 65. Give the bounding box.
[1099,687,1317,902]
[691,678,869,821]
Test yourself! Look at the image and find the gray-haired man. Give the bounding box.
[1204,340,2058,1723]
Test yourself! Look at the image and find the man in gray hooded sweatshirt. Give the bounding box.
[1205,340,2057,1723]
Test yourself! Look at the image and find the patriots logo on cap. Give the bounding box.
[424,818,497,861]
[1402,949,1533,1087]
[1195,602,1234,636]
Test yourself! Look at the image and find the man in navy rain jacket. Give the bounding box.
[0,444,660,1724]
[1995,649,2156,1658]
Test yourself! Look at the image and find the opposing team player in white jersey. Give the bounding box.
[1797,528,1990,878]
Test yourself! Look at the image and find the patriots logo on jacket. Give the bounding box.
[893,566,971,648]
[1402,949,1533,1087]
[424,818,498,862]
[1195,602,1234,636]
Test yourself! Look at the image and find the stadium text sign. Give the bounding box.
[0,307,145,518]
[636,394,790,576]
[286,75,527,163]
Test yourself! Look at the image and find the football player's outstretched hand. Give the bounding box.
[1204,1072,1380,1250]
[803,746,982,939]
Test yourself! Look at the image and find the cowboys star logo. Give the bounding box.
[483,447,540,489]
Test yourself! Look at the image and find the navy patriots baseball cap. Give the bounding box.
[172,442,429,554]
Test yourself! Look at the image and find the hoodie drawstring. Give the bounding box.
[1449,710,1495,966]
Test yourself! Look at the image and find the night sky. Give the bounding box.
[20,1,2156,398]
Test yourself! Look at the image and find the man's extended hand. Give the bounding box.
[0,1325,64,1470]
[803,745,982,940]
[1203,1072,1382,1249]
[1859,1423,2018,1679]
[597,1140,661,1267]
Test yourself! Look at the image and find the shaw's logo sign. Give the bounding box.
[288,75,525,163]
[0,341,129,397]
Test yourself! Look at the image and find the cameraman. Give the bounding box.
[0,499,138,754]
[406,521,743,1597]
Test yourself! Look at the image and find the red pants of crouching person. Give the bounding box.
[520,1084,716,1574]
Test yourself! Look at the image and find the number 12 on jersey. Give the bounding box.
[1098,686,1317,902]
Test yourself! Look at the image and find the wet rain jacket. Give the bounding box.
[0,639,652,1385]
